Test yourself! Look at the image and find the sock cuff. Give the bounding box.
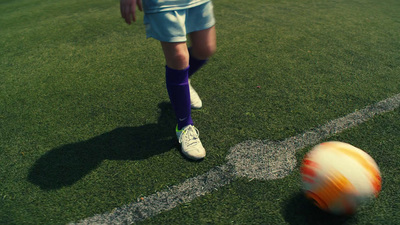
[165,65,190,84]
[188,48,208,77]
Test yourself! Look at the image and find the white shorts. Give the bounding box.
[143,1,215,42]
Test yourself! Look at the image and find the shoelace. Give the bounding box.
[179,126,200,147]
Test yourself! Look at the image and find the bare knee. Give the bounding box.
[191,43,216,60]
[167,50,189,69]
[161,42,189,70]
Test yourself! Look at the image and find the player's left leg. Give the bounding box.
[189,26,217,62]
[186,1,216,109]
[186,26,216,109]
[187,1,216,77]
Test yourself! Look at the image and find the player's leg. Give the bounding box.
[185,2,217,109]
[187,26,217,109]
[187,1,216,77]
[161,41,189,70]
[189,26,217,62]
[144,9,207,160]
[161,41,192,130]
[161,41,206,160]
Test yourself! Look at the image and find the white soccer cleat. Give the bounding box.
[176,125,206,160]
[189,80,202,109]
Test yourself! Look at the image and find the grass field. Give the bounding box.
[1,0,400,224]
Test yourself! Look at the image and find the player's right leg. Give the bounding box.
[161,41,193,130]
[144,9,206,160]
[161,41,206,160]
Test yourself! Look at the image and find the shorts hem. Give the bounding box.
[146,34,187,42]
[187,20,216,34]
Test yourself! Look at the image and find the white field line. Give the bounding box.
[72,93,400,225]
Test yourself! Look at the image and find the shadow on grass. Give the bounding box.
[283,192,356,225]
[28,102,177,190]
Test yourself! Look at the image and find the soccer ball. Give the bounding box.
[300,141,381,215]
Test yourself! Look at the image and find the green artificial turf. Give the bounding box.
[1,0,399,224]
[138,109,400,225]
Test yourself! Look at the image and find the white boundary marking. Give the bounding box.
[72,94,400,225]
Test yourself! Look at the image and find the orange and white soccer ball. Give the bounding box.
[301,141,381,215]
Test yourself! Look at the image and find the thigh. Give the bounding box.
[187,2,216,59]
[189,26,216,60]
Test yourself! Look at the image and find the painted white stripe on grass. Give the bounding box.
[228,93,400,180]
[73,94,400,225]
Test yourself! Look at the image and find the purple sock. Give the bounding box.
[165,66,193,130]
[188,48,208,77]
